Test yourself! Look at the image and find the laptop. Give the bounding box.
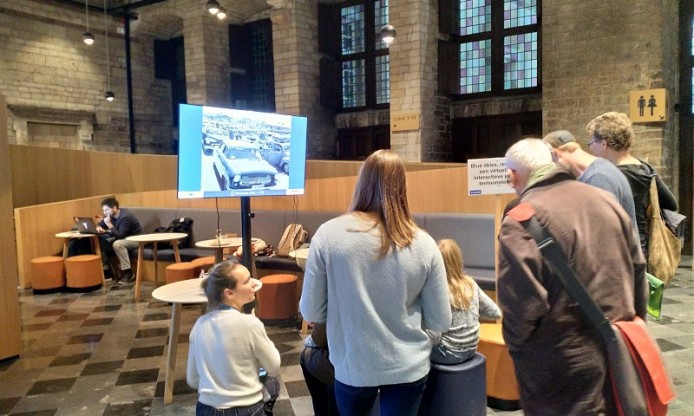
[74,217,99,234]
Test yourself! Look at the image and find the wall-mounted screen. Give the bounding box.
[178,104,308,199]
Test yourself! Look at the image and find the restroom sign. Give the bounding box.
[629,88,667,123]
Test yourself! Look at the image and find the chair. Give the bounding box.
[31,256,65,294]
[477,323,521,410]
[165,262,200,284]
[257,274,298,320]
[417,352,487,416]
[191,256,216,273]
[65,254,103,292]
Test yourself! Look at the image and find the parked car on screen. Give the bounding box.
[260,141,290,174]
[212,140,278,190]
[202,128,228,155]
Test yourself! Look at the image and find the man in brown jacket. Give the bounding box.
[498,138,647,415]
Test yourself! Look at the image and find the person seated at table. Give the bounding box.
[428,239,501,365]
[96,197,142,284]
[301,322,340,416]
[66,216,101,258]
[187,259,281,416]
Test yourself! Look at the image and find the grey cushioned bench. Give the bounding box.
[124,207,497,291]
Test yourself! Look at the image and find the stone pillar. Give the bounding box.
[389,0,446,162]
[269,0,335,159]
[183,11,230,106]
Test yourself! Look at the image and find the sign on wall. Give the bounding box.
[390,112,420,133]
[467,157,515,196]
[629,88,667,123]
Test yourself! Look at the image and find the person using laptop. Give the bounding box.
[97,197,142,284]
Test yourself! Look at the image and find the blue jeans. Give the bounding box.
[334,375,428,416]
[195,376,280,416]
[430,344,476,365]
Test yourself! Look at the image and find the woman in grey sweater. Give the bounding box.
[300,150,452,416]
[428,239,501,365]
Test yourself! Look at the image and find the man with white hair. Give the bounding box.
[498,138,647,415]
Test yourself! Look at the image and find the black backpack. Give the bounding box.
[153,217,194,249]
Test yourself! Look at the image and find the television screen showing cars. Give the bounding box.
[177,104,307,199]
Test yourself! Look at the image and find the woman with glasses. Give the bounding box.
[586,111,678,261]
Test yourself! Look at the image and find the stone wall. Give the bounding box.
[542,0,678,188]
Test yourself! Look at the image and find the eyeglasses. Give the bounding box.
[587,137,603,147]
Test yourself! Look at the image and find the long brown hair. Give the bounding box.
[349,149,417,259]
[438,239,475,310]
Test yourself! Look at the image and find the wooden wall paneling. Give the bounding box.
[0,93,22,360]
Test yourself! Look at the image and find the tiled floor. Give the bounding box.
[1,258,694,416]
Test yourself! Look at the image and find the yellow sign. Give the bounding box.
[390,112,420,132]
[629,89,667,122]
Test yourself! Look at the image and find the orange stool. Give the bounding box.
[65,254,103,292]
[477,322,521,410]
[165,262,200,284]
[257,274,298,320]
[31,256,65,294]
[191,256,216,273]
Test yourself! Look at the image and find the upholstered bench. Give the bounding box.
[417,352,487,416]
[31,256,65,294]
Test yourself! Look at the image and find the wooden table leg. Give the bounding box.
[92,236,106,288]
[134,243,144,301]
[172,240,181,263]
[164,302,182,404]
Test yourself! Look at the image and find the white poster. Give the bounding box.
[467,157,515,196]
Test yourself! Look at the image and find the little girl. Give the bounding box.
[429,239,501,365]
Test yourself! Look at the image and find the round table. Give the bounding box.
[152,278,262,404]
[195,237,262,264]
[126,232,188,300]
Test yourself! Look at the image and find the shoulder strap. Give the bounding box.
[515,203,616,342]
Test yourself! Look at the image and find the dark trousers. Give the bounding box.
[300,363,340,416]
[334,375,428,416]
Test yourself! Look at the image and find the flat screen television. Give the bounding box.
[177,104,308,199]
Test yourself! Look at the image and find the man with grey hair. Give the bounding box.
[498,138,647,415]
[543,129,637,230]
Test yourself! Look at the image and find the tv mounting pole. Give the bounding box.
[240,196,255,314]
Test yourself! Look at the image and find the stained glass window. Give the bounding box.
[460,0,491,35]
[375,55,390,104]
[342,60,366,108]
[504,0,537,29]
[460,40,492,93]
[454,0,540,95]
[341,5,365,55]
[504,33,538,89]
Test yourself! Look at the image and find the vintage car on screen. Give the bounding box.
[260,141,290,174]
[202,128,231,155]
[212,140,278,190]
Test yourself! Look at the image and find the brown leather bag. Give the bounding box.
[647,178,681,286]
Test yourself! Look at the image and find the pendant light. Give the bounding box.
[103,0,114,101]
[206,0,220,15]
[83,0,95,45]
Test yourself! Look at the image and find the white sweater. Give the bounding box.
[300,213,452,387]
[187,308,280,409]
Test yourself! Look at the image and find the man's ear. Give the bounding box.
[508,169,524,195]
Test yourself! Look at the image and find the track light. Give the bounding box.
[216,6,227,20]
[206,0,220,15]
[105,91,115,101]
[380,24,396,45]
[83,32,95,45]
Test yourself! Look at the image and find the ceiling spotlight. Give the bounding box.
[105,91,115,101]
[216,6,227,20]
[380,24,396,45]
[206,0,220,15]
[83,31,95,45]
